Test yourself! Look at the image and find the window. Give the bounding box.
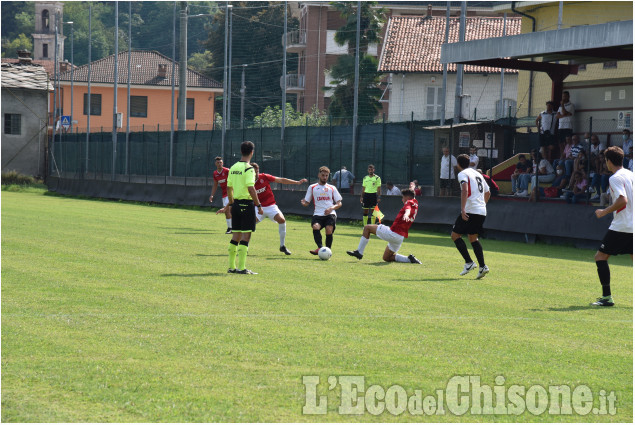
[43,43,48,58]
[603,61,617,69]
[178,98,195,120]
[578,63,586,71]
[425,86,443,120]
[42,10,50,31]
[130,96,148,118]
[4,114,21,135]
[83,93,102,116]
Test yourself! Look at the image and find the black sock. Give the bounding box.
[313,229,323,248]
[239,240,249,247]
[325,234,333,248]
[454,238,473,263]
[230,239,239,246]
[596,260,611,297]
[471,240,485,268]
[367,213,373,225]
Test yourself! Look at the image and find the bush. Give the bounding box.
[1,170,39,186]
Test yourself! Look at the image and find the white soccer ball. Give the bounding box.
[318,247,332,260]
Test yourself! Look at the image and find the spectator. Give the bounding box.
[536,101,557,160]
[510,154,531,195]
[477,169,499,196]
[385,182,401,196]
[533,163,569,201]
[526,150,556,197]
[556,90,575,147]
[439,147,457,197]
[590,152,611,202]
[590,134,606,165]
[622,129,632,169]
[565,170,588,204]
[469,146,479,169]
[411,179,422,196]
[563,135,584,177]
[553,135,573,172]
[332,166,355,194]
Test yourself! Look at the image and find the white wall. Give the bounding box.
[387,72,519,122]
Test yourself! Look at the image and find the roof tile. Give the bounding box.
[1,62,52,91]
[378,16,521,73]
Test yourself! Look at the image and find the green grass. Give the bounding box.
[2,189,632,422]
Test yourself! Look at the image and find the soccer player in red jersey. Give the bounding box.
[347,189,422,263]
[251,163,307,255]
[210,156,232,234]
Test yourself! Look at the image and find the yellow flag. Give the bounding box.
[373,205,384,223]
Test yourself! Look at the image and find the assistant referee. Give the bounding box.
[223,141,263,275]
[360,164,382,226]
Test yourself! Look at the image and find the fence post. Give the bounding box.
[587,116,593,205]
[381,113,386,184]
[305,116,309,178]
[409,111,414,183]
[260,119,264,166]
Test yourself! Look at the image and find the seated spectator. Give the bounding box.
[477,169,499,196]
[565,170,588,204]
[574,149,588,174]
[553,135,573,172]
[385,181,401,196]
[565,135,585,177]
[590,152,611,202]
[590,134,606,168]
[510,154,531,195]
[532,163,568,201]
[517,150,555,197]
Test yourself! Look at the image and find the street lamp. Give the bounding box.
[64,21,74,133]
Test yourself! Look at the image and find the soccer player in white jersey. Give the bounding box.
[451,154,491,279]
[301,166,343,255]
[592,146,633,307]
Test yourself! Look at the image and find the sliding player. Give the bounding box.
[301,166,343,255]
[347,188,421,263]
[251,162,307,255]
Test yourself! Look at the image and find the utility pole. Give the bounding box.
[281,1,287,176]
[453,2,466,123]
[170,1,176,175]
[440,2,450,125]
[351,0,361,176]
[227,8,233,130]
[86,3,91,171]
[112,0,119,180]
[126,2,131,174]
[240,64,247,128]
[221,2,230,159]
[178,1,187,131]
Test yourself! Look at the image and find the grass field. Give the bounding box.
[1,187,632,422]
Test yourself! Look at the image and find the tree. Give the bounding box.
[326,2,385,125]
[252,104,328,128]
[2,34,32,58]
[188,50,214,74]
[202,2,299,123]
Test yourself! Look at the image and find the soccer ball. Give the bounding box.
[318,247,332,260]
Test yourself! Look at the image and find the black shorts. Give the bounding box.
[540,132,555,147]
[440,179,453,189]
[559,128,573,144]
[231,199,256,232]
[599,230,633,256]
[452,213,486,236]
[362,192,378,209]
[311,214,337,231]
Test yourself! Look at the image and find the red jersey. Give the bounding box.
[213,167,230,197]
[390,199,418,238]
[254,173,277,207]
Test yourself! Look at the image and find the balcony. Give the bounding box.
[282,30,306,53]
[280,74,305,93]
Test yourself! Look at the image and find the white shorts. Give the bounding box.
[222,196,229,207]
[255,204,282,223]
[376,224,404,253]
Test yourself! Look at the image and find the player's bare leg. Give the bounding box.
[310,222,323,255]
[274,212,291,255]
[347,225,377,260]
[324,224,335,249]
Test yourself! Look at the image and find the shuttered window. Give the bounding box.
[130,96,148,118]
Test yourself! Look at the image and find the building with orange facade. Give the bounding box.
[57,50,222,132]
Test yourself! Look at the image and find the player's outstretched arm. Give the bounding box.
[275,177,308,185]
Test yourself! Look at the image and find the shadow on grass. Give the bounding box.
[195,253,228,257]
[530,305,633,312]
[161,273,226,277]
[394,277,462,282]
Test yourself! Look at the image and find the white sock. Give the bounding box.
[357,236,369,254]
[279,222,286,246]
[226,218,232,228]
[395,254,409,263]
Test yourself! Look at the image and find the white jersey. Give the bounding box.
[304,183,342,216]
[608,168,633,233]
[469,154,479,169]
[458,168,489,216]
